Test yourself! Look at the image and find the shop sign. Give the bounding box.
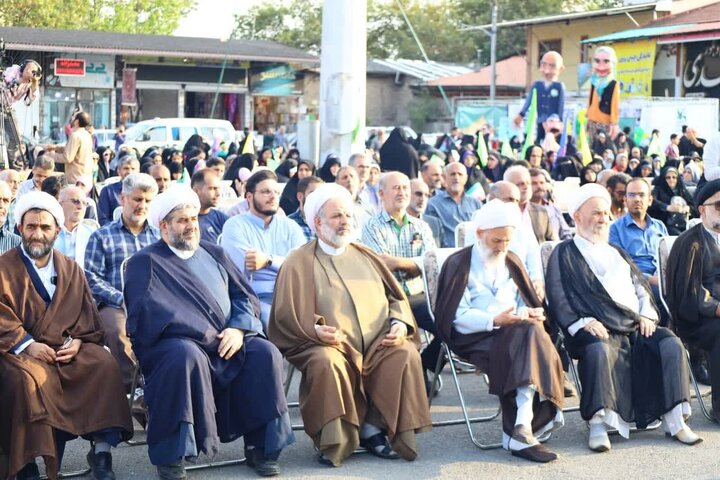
[55,58,86,76]
[47,54,115,89]
[614,39,656,98]
[250,64,302,96]
[683,40,720,98]
[122,68,137,106]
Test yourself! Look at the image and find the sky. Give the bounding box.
[174,0,261,38]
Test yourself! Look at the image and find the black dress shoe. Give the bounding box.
[244,447,280,477]
[692,361,711,386]
[87,449,116,480]
[16,462,40,480]
[359,433,400,460]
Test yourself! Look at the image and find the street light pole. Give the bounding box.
[490,0,497,102]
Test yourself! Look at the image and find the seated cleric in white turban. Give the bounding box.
[269,182,432,467]
[434,198,565,463]
[123,186,294,479]
[546,183,701,453]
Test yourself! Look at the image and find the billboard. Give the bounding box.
[614,39,656,98]
[683,40,720,98]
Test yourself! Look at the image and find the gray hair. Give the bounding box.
[122,173,158,196]
[503,164,530,182]
[348,153,366,168]
[33,155,55,171]
[378,171,409,192]
[118,155,140,168]
[594,45,617,64]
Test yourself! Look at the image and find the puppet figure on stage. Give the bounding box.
[587,46,620,141]
[514,51,565,144]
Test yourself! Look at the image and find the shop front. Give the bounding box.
[43,53,115,141]
[250,64,304,134]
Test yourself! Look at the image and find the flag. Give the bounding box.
[521,88,538,158]
[557,115,570,157]
[241,132,254,154]
[501,138,513,158]
[576,108,593,166]
[476,133,488,168]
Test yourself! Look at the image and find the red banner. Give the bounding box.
[122,68,137,106]
[54,58,85,76]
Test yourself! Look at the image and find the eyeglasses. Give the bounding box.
[626,192,648,199]
[702,201,720,212]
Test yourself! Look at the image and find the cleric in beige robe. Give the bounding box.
[0,192,132,480]
[268,183,431,467]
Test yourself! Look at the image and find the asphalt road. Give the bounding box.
[52,370,720,480]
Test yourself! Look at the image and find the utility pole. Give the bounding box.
[490,0,497,103]
[319,0,367,165]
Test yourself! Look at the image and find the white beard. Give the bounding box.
[476,241,506,270]
[319,222,354,248]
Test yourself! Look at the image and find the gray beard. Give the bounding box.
[23,239,54,259]
[167,229,199,251]
[319,222,353,248]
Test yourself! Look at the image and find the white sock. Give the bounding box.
[515,386,535,427]
[589,422,607,438]
[360,422,382,440]
[94,441,111,454]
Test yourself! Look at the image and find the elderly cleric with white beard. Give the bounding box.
[269,182,432,467]
[434,198,565,463]
[546,183,701,454]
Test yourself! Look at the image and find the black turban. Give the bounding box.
[695,178,720,209]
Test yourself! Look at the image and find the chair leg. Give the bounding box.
[562,358,582,413]
[126,362,148,446]
[41,468,92,479]
[429,344,501,449]
[185,458,246,471]
[686,347,717,423]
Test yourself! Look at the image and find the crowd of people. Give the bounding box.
[2,96,720,480]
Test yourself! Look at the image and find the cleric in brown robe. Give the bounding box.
[434,198,564,463]
[0,192,132,480]
[268,183,431,467]
[666,179,720,421]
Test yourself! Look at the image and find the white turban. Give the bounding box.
[15,191,64,228]
[303,183,353,234]
[147,185,200,229]
[472,198,521,232]
[567,183,611,216]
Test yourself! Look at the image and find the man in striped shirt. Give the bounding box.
[361,171,439,393]
[0,180,20,253]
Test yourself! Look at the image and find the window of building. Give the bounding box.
[538,39,562,64]
[580,36,590,63]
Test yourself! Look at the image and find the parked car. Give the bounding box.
[123,118,236,152]
[93,129,116,148]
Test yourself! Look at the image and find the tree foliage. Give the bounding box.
[0,0,196,35]
[234,0,623,63]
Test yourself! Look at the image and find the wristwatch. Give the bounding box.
[266,255,274,268]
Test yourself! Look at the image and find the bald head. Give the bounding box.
[0,181,10,226]
[421,161,442,191]
[540,50,564,82]
[149,164,171,193]
[444,162,468,196]
[503,165,532,206]
[408,178,430,216]
[378,171,410,215]
[0,170,20,199]
[488,181,521,204]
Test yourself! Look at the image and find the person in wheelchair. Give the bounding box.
[434,198,565,463]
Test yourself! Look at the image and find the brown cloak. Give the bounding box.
[268,240,431,464]
[0,248,132,480]
[434,247,564,435]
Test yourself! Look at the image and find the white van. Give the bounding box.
[122,118,236,152]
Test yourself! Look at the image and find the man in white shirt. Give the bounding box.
[56,186,97,269]
[546,183,701,452]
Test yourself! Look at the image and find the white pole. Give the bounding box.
[319,0,367,165]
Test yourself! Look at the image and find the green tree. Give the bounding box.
[233,0,623,63]
[0,0,196,35]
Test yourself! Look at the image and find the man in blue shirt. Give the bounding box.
[425,162,482,247]
[97,155,139,225]
[609,178,668,323]
[192,168,229,244]
[287,175,323,242]
[221,170,306,329]
[85,173,159,391]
